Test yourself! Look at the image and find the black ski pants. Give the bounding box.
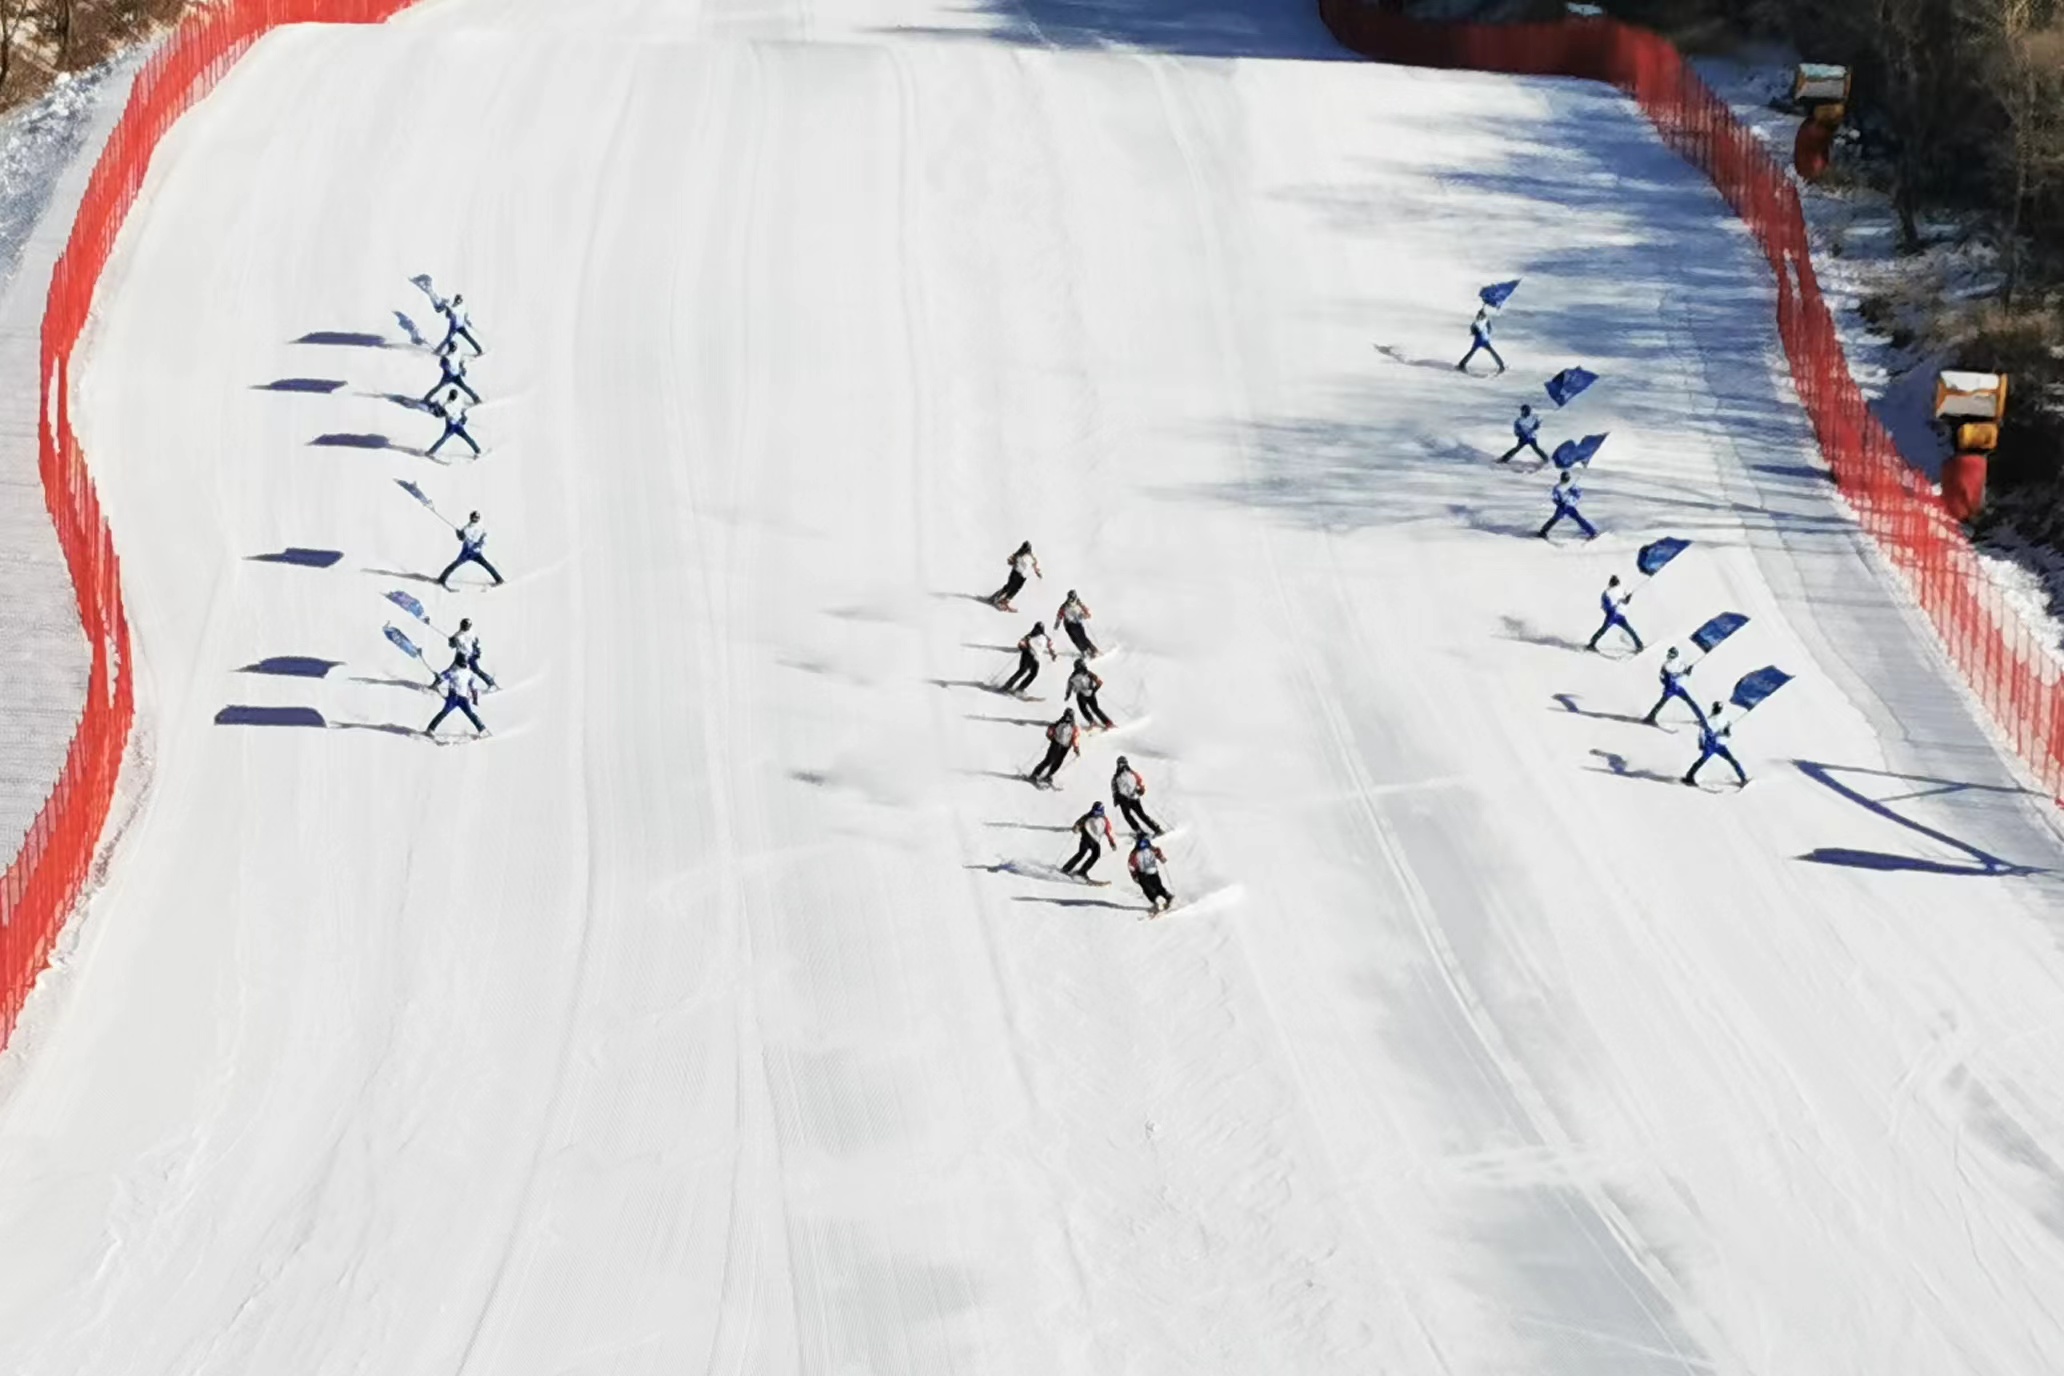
[1116,795,1160,836]
[1003,648,1039,694]
[1030,742,1069,785]
[438,548,505,587]
[1062,835,1101,876]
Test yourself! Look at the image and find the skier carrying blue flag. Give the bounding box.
[1682,704,1747,787]
[1538,472,1597,541]
[1642,647,1705,726]
[427,391,481,460]
[1498,404,1546,464]
[423,341,480,406]
[1587,575,1642,652]
[425,665,489,740]
[438,511,505,588]
[438,293,484,356]
[1456,306,1506,375]
[447,617,496,691]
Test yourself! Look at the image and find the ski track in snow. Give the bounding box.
[0,4,2062,1374]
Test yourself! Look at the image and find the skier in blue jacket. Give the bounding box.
[1498,404,1546,464]
[438,293,484,355]
[1586,575,1643,653]
[425,666,489,739]
[438,511,505,588]
[1682,704,1747,787]
[1538,472,1597,541]
[1643,647,1705,726]
[426,392,481,459]
[422,341,481,406]
[1456,306,1507,374]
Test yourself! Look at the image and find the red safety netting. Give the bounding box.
[0,0,420,1050]
[1319,0,2064,799]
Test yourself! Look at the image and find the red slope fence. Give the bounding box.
[0,0,420,1050]
[1320,1,2064,796]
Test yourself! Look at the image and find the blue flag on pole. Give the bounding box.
[1689,612,1749,653]
[384,624,425,663]
[396,478,434,509]
[1479,279,1521,309]
[1550,433,1608,470]
[1637,537,1691,577]
[1730,666,1793,713]
[1545,367,1598,408]
[386,590,429,624]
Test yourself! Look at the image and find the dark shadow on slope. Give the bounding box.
[350,675,433,693]
[248,547,343,568]
[884,0,1350,61]
[1794,760,2046,877]
[363,566,440,586]
[1586,747,1684,786]
[331,720,425,738]
[255,377,346,393]
[312,432,426,456]
[239,656,341,679]
[1009,894,1139,912]
[1550,692,1648,726]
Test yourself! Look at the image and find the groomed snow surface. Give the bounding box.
[4,3,2064,1372]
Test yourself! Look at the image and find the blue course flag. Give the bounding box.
[1730,665,1794,713]
[386,590,430,623]
[384,624,426,663]
[1551,439,1579,470]
[1637,537,1692,577]
[1689,612,1749,653]
[1545,367,1599,408]
[1551,433,1609,471]
[1479,279,1521,309]
[396,478,434,508]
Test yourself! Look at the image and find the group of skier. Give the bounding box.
[1466,291,1760,790]
[1585,577,1750,788]
[412,283,501,741]
[987,541,1177,914]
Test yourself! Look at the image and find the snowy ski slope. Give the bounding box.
[3,1,2064,1372]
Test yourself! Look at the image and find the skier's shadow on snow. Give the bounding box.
[1009,894,1137,913]
[1793,760,2045,877]
[364,566,441,586]
[1585,748,1683,787]
[1372,343,1468,374]
[254,377,345,394]
[984,820,1071,834]
[369,391,436,414]
[927,677,1008,694]
[311,432,428,457]
[1552,692,1650,727]
[1499,616,1591,655]
[350,675,432,693]
[960,642,1016,654]
[965,712,1052,728]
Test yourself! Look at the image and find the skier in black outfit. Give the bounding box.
[1000,621,1054,696]
[1028,709,1080,787]
[1129,833,1175,914]
[1068,658,1114,728]
[1060,801,1117,880]
[1111,756,1162,835]
[1055,590,1098,657]
[989,541,1041,611]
